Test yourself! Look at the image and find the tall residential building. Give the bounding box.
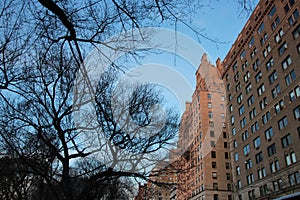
[176,54,232,200]
[219,0,300,199]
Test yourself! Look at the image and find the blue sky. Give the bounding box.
[117,1,260,114]
[188,0,259,62]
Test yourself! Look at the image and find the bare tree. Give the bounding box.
[0,0,258,199]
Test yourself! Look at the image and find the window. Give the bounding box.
[294,106,300,119]
[288,9,299,25]
[212,162,217,168]
[227,83,230,91]
[273,179,284,191]
[233,140,237,148]
[252,58,260,71]
[269,70,278,84]
[255,71,262,83]
[236,166,241,175]
[289,90,296,102]
[239,105,245,115]
[272,84,281,98]
[232,127,236,136]
[289,0,295,7]
[229,105,233,112]
[225,74,229,80]
[211,141,215,147]
[274,28,284,43]
[246,83,252,94]
[240,117,247,129]
[267,44,271,53]
[282,55,292,70]
[269,5,277,17]
[260,34,267,46]
[226,173,231,180]
[231,115,235,125]
[285,70,296,86]
[288,172,300,186]
[251,121,259,133]
[244,71,250,82]
[274,99,284,114]
[227,184,232,192]
[284,4,290,13]
[266,57,274,71]
[242,130,249,141]
[237,93,243,104]
[253,136,261,149]
[247,174,254,185]
[278,42,288,56]
[224,142,228,148]
[245,159,253,170]
[262,111,271,125]
[208,102,212,108]
[295,86,300,98]
[257,167,266,180]
[240,49,246,59]
[278,116,288,130]
[249,108,257,120]
[212,172,217,179]
[285,152,297,166]
[247,95,254,106]
[265,127,274,141]
[228,94,232,101]
[211,151,216,158]
[244,144,250,156]
[213,183,218,190]
[248,37,254,47]
[257,84,265,96]
[226,162,230,169]
[270,159,280,173]
[250,48,257,59]
[258,22,265,34]
[209,111,213,119]
[271,16,280,30]
[267,143,276,157]
[255,151,263,164]
[234,152,239,161]
[293,25,300,39]
[208,93,212,100]
[224,152,229,159]
[281,134,291,148]
[210,130,215,137]
[214,194,219,200]
[263,49,268,58]
[260,97,267,110]
[260,184,268,197]
[237,180,242,189]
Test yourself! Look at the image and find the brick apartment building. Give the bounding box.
[135,0,300,199]
[219,0,300,199]
[175,54,232,200]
